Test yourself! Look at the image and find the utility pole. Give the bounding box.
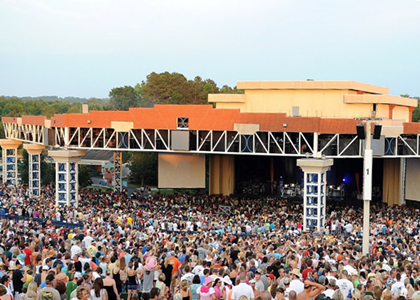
[363,121,372,255]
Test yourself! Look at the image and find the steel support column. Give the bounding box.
[23,144,45,197]
[113,151,123,192]
[48,150,85,207]
[0,140,22,186]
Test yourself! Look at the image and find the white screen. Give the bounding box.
[158,153,206,188]
[405,158,420,201]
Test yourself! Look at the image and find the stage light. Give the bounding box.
[337,187,341,190]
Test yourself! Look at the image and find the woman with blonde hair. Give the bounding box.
[170,272,181,298]
[177,280,192,300]
[155,273,168,299]
[380,289,393,300]
[56,264,68,284]
[25,282,38,300]
[332,290,344,300]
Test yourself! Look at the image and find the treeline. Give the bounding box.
[0,71,242,138]
[0,72,242,116]
[2,95,99,103]
[109,72,243,110]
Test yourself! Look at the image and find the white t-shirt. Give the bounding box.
[232,282,255,300]
[70,245,82,259]
[289,279,304,295]
[83,236,94,248]
[336,278,353,299]
[391,281,405,297]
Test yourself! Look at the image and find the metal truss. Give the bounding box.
[61,127,360,157]
[3,122,45,144]
[4,120,420,158]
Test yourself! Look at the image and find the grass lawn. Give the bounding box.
[85,185,113,192]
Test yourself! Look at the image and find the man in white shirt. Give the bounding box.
[322,278,337,298]
[232,273,255,300]
[391,273,405,297]
[289,269,304,295]
[70,240,82,259]
[343,259,356,275]
[336,270,353,299]
[83,233,94,249]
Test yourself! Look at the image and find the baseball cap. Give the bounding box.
[283,278,290,285]
[255,268,263,274]
[318,276,327,285]
[268,274,275,281]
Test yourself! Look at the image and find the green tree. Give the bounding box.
[128,152,158,186]
[412,98,420,122]
[67,102,82,113]
[219,85,244,94]
[170,91,185,104]
[109,86,140,110]
[0,123,5,139]
[78,165,93,187]
[141,72,188,104]
[18,150,55,186]
[3,101,26,117]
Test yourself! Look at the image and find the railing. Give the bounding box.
[0,209,84,229]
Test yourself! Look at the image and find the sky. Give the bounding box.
[0,0,419,99]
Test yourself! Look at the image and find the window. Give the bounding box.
[177,117,189,129]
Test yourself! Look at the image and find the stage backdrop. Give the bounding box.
[405,158,420,201]
[158,153,206,188]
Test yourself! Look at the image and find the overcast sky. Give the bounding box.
[1,0,419,98]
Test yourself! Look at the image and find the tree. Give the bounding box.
[0,123,5,139]
[412,97,420,122]
[78,165,93,187]
[170,91,185,104]
[219,85,244,94]
[141,72,188,104]
[109,86,141,110]
[18,149,55,186]
[128,152,158,186]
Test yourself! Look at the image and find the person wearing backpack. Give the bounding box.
[36,274,60,300]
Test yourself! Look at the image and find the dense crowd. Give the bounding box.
[0,184,420,300]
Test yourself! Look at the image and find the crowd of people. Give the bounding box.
[0,184,419,300]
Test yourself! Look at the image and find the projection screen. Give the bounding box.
[158,153,206,188]
[405,158,420,201]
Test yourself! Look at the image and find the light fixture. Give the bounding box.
[283,123,288,128]
[87,120,91,124]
